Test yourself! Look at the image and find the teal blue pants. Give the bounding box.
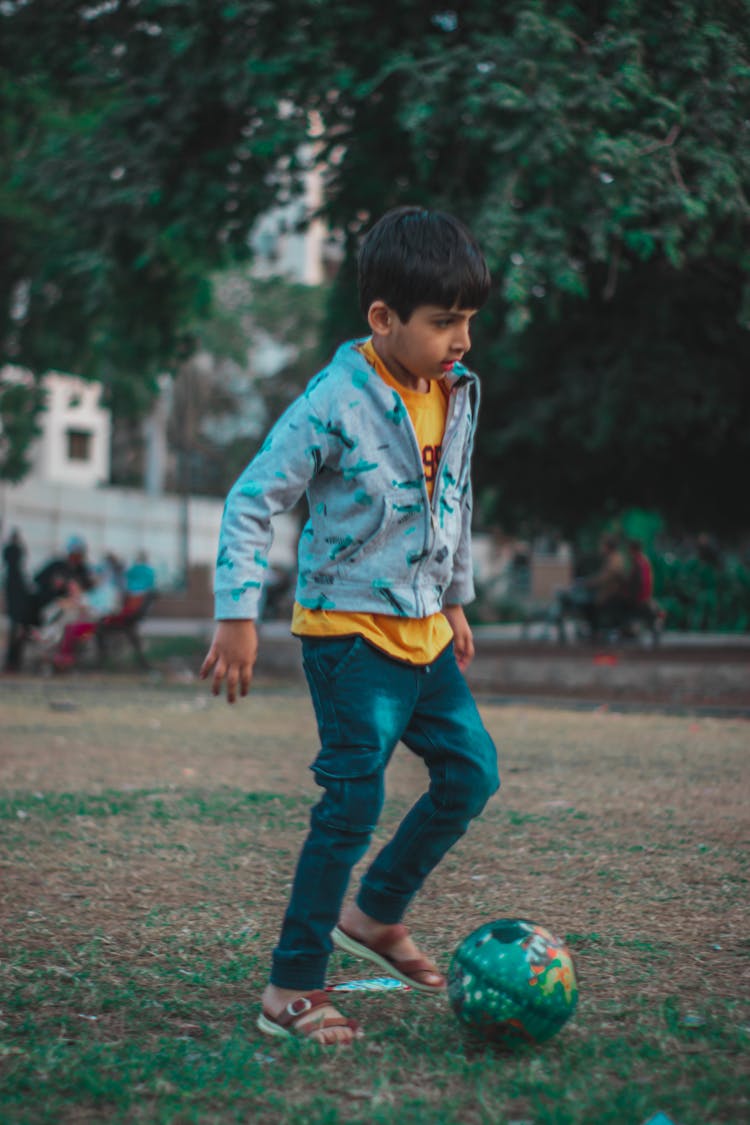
[270,636,500,990]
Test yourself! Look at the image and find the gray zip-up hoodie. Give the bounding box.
[214,339,480,621]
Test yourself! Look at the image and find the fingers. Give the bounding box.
[199,646,217,683]
[199,645,226,696]
[199,646,253,703]
[225,661,239,704]
[455,633,475,671]
[205,649,229,698]
[223,660,254,702]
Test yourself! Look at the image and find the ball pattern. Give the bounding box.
[448,918,578,1044]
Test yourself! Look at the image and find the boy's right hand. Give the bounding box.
[200,619,258,703]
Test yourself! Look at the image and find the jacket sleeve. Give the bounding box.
[444,476,476,606]
[444,380,478,607]
[214,389,332,620]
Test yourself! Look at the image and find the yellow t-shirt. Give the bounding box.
[291,338,454,664]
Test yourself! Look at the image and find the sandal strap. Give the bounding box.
[338,924,445,986]
[364,923,409,956]
[271,990,334,1029]
[388,955,443,980]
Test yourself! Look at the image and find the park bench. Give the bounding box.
[550,592,665,646]
[519,589,665,647]
[95,590,156,669]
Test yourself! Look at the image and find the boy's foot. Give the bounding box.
[334,905,447,994]
[258,985,361,1046]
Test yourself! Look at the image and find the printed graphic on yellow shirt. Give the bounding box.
[423,443,442,488]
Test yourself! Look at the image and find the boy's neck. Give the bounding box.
[370,335,430,394]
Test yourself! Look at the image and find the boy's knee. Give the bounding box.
[312,769,385,835]
[443,739,500,819]
[464,762,500,818]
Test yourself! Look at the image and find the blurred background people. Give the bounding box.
[3,529,34,672]
[558,533,630,638]
[33,535,94,615]
[125,551,156,596]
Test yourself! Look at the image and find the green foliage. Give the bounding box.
[568,508,750,631]
[1,1,749,534]
[0,0,310,405]
[619,509,664,551]
[290,0,750,535]
[654,551,750,632]
[472,260,750,535]
[0,371,45,481]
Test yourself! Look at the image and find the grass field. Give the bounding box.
[1,677,748,1124]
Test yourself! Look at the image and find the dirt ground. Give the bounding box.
[1,676,749,1123]
[2,678,748,999]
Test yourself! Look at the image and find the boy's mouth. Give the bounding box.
[441,361,455,372]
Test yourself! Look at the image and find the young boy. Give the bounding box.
[201,206,500,1045]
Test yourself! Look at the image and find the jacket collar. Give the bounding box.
[335,338,476,394]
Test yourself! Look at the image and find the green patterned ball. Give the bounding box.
[448,918,578,1044]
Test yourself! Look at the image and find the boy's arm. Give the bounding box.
[214,390,333,621]
[205,385,334,701]
[200,619,257,703]
[443,451,477,670]
[443,477,476,608]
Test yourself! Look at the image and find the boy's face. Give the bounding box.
[368,301,478,392]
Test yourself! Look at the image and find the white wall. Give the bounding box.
[0,477,297,589]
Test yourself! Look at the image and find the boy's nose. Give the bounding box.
[453,323,471,354]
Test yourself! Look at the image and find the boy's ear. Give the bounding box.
[367,300,394,335]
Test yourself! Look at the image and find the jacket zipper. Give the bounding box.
[375,370,471,616]
[417,381,465,614]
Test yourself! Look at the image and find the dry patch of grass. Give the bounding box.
[1,680,748,1124]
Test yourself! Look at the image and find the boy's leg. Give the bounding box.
[355,642,499,925]
[269,636,417,991]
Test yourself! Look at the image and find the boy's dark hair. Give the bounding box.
[358,206,491,321]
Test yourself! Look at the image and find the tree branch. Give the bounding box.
[603,240,621,302]
[638,123,681,156]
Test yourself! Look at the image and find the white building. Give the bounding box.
[0,366,296,592]
[22,369,111,488]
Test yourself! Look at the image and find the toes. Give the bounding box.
[310,1024,355,1046]
[296,1006,358,1045]
[415,970,444,987]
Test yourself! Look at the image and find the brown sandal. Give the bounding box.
[332,924,447,994]
[257,991,361,1043]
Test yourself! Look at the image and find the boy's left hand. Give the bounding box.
[443,604,475,671]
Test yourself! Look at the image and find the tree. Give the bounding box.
[354,4,746,534]
[472,257,750,536]
[0,0,311,443]
[2,1,749,537]
[261,0,750,535]
[0,373,46,481]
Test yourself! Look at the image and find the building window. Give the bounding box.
[67,429,92,462]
